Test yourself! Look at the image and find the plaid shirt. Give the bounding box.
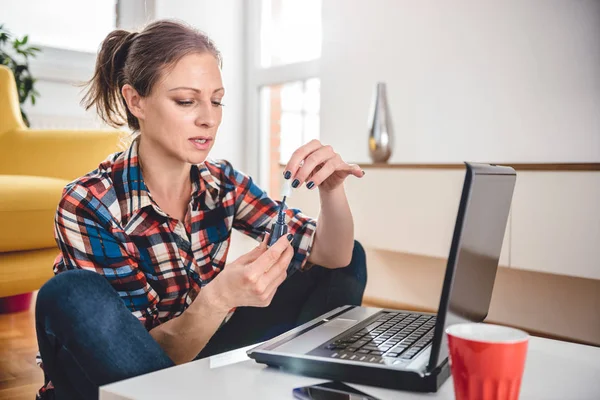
[36,137,316,398]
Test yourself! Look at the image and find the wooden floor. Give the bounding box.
[0,292,43,400]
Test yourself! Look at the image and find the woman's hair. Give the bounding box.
[82,19,222,131]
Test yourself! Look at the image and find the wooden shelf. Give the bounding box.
[280,162,600,171]
[356,163,600,171]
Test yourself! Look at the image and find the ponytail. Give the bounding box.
[82,30,138,129]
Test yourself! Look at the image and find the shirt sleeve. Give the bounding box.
[53,184,160,330]
[222,162,317,272]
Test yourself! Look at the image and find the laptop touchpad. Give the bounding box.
[273,318,359,355]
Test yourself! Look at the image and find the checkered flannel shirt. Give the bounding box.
[36,138,316,398]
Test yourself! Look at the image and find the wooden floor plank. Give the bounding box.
[0,292,42,400]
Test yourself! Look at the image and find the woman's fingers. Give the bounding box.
[248,233,293,276]
[283,139,324,182]
[290,145,337,188]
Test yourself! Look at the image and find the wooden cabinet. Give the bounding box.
[283,166,599,280]
[511,172,600,279]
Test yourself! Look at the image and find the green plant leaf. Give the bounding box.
[24,77,33,92]
[1,25,41,118]
[21,110,30,127]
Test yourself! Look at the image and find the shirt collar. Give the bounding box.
[121,137,221,218]
[121,136,153,217]
[197,161,221,195]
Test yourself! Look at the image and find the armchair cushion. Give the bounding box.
[0,175,68,252]
[0,129,122,181]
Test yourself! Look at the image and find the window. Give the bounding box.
[3,0,117,53]
[247,0,322,197]
[260,0,321,67]
[260,78,320,196]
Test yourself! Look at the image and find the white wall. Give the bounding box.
[154,0,246,170]
[321,0,600,164]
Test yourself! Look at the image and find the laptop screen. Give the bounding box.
[428,164,516,370]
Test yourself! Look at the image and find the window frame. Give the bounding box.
[244,0,321,190]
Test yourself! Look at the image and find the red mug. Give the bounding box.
[446,323,529,400]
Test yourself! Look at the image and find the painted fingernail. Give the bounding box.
[292,179,300,188]
[283,170,291,179]
[306,181,315,189]
[362,170,366,176]
[287,233,293,241]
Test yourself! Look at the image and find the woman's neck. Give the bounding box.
[137,136,192,201]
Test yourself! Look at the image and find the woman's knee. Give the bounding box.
[342,240,367,288]
[36,269,120,320]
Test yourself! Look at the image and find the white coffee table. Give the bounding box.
[100,336,600,399]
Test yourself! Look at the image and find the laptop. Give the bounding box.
[247,162,517,392]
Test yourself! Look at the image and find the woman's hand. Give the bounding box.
[283,139,365,192]
[205,233,294,312]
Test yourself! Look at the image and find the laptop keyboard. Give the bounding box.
[310,312,436,365]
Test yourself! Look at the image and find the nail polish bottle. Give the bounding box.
[268,196,288,246]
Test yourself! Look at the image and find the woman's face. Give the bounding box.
[136,52,224,165]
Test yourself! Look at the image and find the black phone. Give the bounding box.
[292,381,380,400]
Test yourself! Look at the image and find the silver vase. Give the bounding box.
[367,82,394,163]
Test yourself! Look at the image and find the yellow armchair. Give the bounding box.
[0,65,123,301]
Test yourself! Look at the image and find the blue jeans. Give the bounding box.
[36,241,367,399]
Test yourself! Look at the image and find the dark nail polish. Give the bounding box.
[287,233,293,241]
[306,181,315,189]
[362,170,366,176]
[292,179,300,188]
[283,170,291,180]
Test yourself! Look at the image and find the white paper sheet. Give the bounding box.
[209,341,266,369]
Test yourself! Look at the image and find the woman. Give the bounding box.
[35,19,366,399]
